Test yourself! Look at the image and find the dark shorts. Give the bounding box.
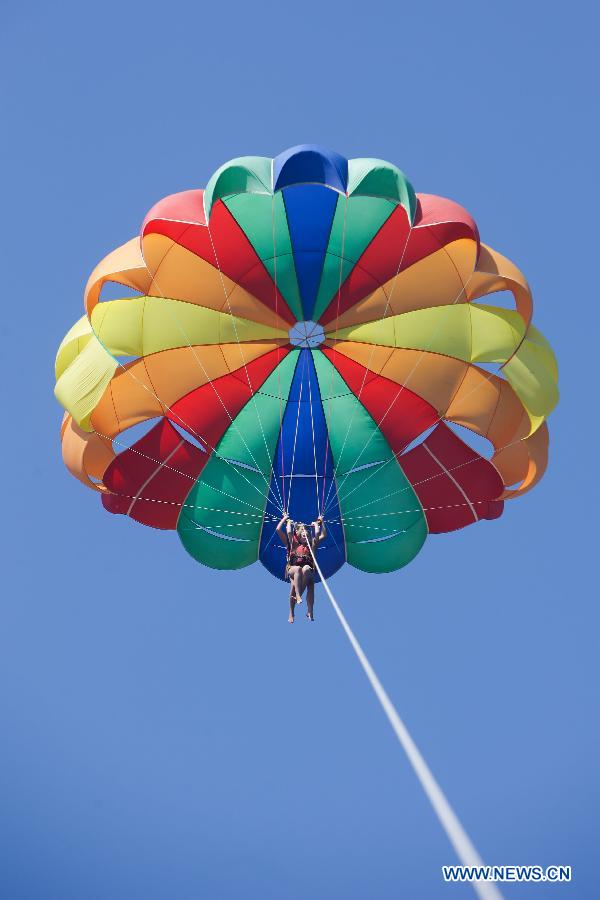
[289,557,312,568]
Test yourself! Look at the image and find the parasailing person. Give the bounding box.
[276,514,326,622]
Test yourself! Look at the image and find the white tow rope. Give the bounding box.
[310,549,503,900]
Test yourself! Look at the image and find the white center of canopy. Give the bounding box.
[288,321,325,348]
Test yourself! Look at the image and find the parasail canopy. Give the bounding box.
[55,145,558,581]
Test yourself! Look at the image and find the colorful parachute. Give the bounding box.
[55,145,558,580]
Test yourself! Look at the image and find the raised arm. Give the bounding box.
[276,513,291,546]
[311,516,326,548]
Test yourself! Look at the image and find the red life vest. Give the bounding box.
[288,532,313,567]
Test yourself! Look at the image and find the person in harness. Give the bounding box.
[276,514,326,623]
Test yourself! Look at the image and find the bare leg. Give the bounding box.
[289,579,301,606]
[302,566,315,620]
[292,565,305,602]
[288,566,301,622]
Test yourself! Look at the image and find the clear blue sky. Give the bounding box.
[1,2,597,898]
